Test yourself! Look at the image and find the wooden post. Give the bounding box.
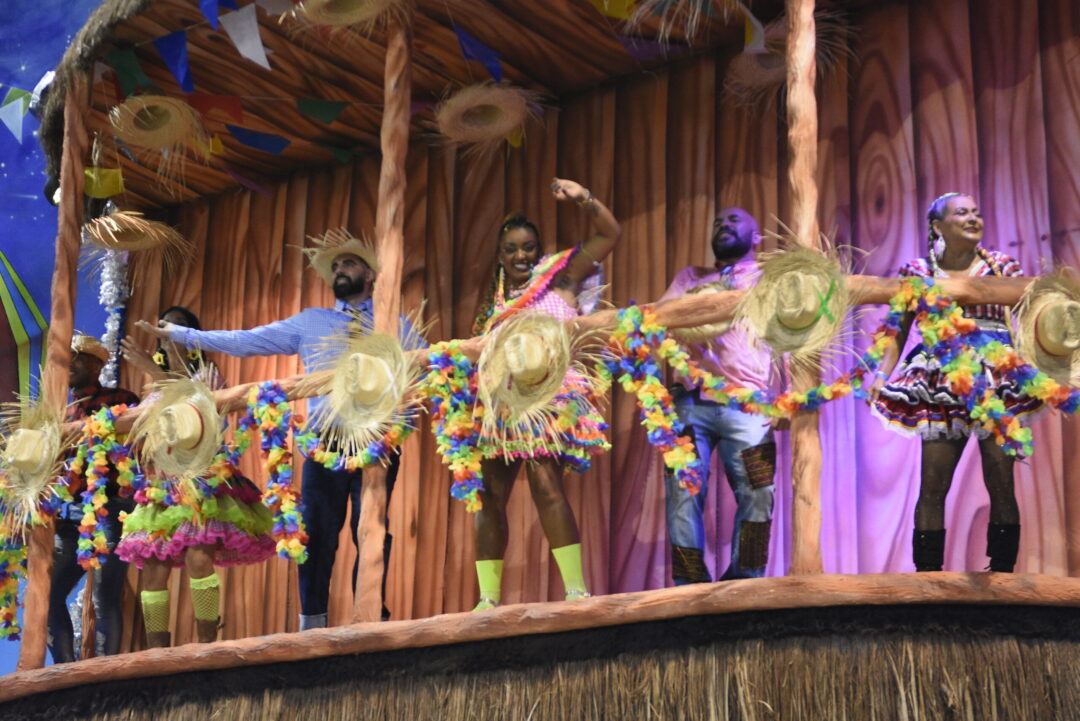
[18,76,90,669]
[354,12,412,623]
[785,0,824,575]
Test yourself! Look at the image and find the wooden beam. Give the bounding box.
[354,10,413,624]
[785,0,824,576]
[18,76,90,671]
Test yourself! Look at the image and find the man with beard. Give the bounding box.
[657,207,782,584]
[137,235,420,629]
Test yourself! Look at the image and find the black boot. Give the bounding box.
[913,529,946,571]
[986,523,1020,573]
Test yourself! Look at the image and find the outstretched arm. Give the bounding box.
[551,177,620,287]
[134,313,305,358]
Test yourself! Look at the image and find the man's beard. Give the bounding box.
[333,275,368,300]
[711,232,753,262]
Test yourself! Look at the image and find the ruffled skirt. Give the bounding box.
[871,329,1043,442]
[116,475,276,569]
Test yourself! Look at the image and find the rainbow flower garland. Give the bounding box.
[418,341,486,511]
[295,419,416,473]
[65,405,140,570]
[601,306,704,494]
[0,532,25,640]
[243,382,308,563]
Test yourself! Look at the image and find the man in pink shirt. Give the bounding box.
[658,207,780,584]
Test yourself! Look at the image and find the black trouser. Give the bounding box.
[47,500,132,663]
[297,454,398,617]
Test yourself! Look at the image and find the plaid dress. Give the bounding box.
[871,249,1042,441]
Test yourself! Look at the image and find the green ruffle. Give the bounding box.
[121,494,273,539]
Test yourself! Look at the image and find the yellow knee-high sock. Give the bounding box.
[140,589,170,634]
[188,573,221,621]
[551,543,589,599]
[474,560,503,611]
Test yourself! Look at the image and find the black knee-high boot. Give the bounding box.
[913,529,946,571]
[986,523,1020,572]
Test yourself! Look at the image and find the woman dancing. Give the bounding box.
[869,193,1040,573]
[120,306,275,646]
[469,178,620,609]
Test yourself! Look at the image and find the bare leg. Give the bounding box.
[474,458,521,561]
[524,457,579,549]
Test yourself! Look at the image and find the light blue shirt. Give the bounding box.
[169,298,424,422]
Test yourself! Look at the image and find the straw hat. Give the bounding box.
[82,210,191,255]
[1016,273,1080,385]
[0,400,69,537]
[434,83,535,153]
[306,328,420,459]
[672,282,734,344]
[736,246,848,361]
[110,95,206,152]
[302,228,379,286]
[131,377,223,480]
[295,0,405,27]
[72,333,110,364]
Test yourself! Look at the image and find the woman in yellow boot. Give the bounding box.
[468,178,620,609]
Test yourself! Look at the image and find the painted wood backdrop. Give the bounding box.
[111,0,1079,649]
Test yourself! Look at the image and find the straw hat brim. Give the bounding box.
[72,334,110,364]
[110,95,205,151]
[478,312,573,424]
[435,83,533,146]
[297,0,404,26]
[302,228,379,286]
[0,400,68,537]
[308,331,419,457]
[82,211,191,254]
[1016,273,1080,385]
[132,378,223,480]
[736,246,849,358]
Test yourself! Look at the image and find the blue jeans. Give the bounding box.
[665,387,774,583]
[47,499,132,663]
[298,455,398,618]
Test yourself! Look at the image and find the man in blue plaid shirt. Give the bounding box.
[139,233,422,629]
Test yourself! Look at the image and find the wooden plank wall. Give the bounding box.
[116,0,1078,647]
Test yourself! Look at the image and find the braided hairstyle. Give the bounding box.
[925,192,1002,277]
[470,212,543,335]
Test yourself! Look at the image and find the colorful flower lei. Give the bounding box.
[295,419,416,473]
[0,532,25,640]
[66,405,140,570]
[418,341,486,511]
[243,382,308,563]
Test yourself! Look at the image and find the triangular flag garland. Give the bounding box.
[225,124,290,154]
[188,93,244,123]
[220,4,271,71]
[743,7,767,54]
[2,88,31,115]
[153,30,195,93]
[200,0,221,30]
[104,48,152,98]
[297,98,349,125]
[590,0,636,20]
[454,26,503,82]
[506,126,523,148]
[0,100,24,143]
[83,167,125,199]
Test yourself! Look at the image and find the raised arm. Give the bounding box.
[134,312,306,358]
[551,177,620,287]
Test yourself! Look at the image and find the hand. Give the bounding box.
[134,319,178,340]
[550,177,590,204]
[765,416,791,432]
[120,336,159,375]
[867,375,887,402]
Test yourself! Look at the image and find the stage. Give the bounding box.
[4,573,1080,720]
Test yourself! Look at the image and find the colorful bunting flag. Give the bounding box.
[223,167,271,196]
[153,30,195,93]
[221,4,271,71]
[506,126,523,148]
[200,0,221,30]
[2,88,31,114]
[104,48,152,98]
[0,99,24,143]
[192,133,225,158]
[220,0,239,9]
[743,7,767,54]
[454,26,503,82]
[83,167,125,199]
[297,98,349,125]
[590,0,635,20]
[188,93,244,123]
[225,124,289,154]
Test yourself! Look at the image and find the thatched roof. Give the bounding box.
[39,0,785,210]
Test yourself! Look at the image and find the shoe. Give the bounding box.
[472,598,499,612]
[565,589,591,601]
[987,523,1020,573]
[195,618,221,644]
[913,528,946,572]
[145,631,171,649]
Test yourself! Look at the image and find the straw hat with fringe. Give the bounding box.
[302,228,380,286]
[0,399,71,538]
[478,312,607,453]
[302,314,424,460]
[624,0,749,44]
[736,245,849,364]
[131,377,223,481]
[110,95,208,192]
[72,333,109,364]
[1016,273,1080,385]
[434,83,536,155]
[294,0,406,28]
[82,209,193,272]
[672,282,734,344]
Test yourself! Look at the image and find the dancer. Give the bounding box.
[657,207,781,583]
[136,232,422,628]
[120,307,275,647]
[48,334,140,663]
[869,193,1039,573]
[469,178,619,610]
